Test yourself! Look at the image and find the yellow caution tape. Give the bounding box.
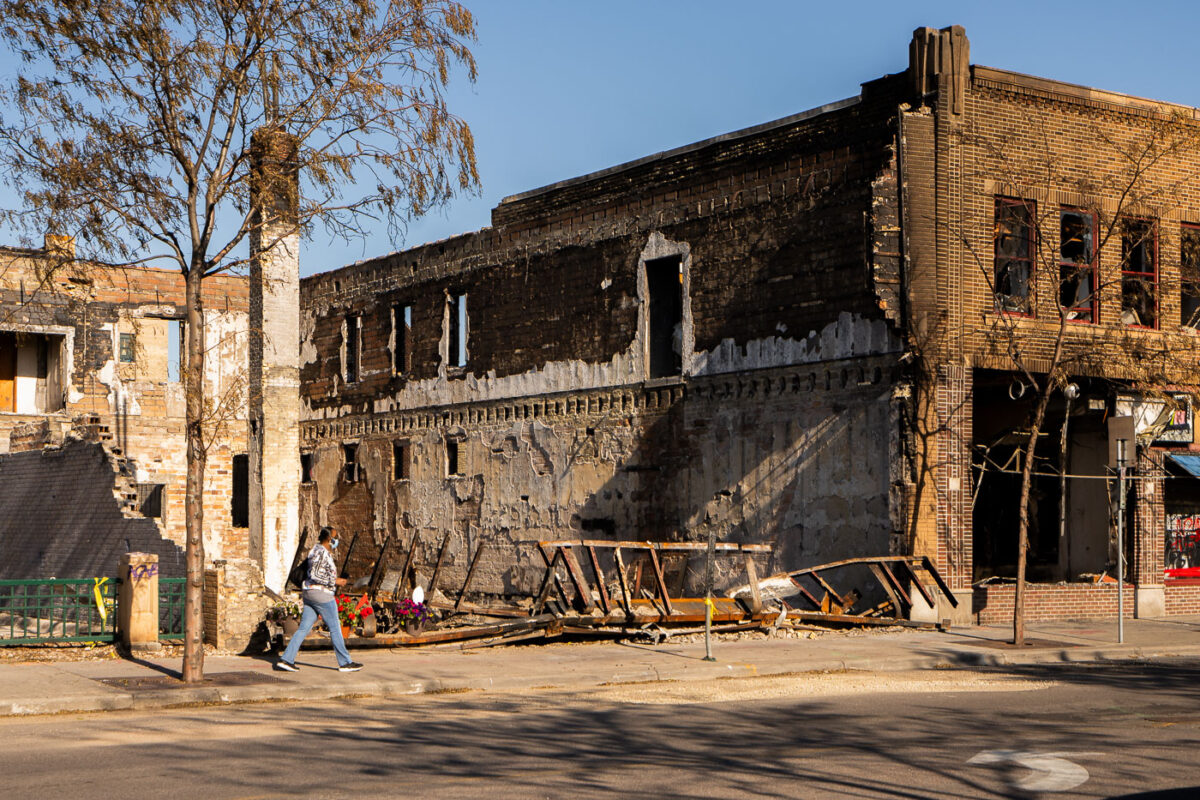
[93,577,109,624]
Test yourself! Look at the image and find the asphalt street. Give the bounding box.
[5,660,1200,799]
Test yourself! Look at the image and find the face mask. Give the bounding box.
[331,538,340,549]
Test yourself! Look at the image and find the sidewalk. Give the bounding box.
[3,615,1199,717]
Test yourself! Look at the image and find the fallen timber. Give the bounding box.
[292,540,958,650]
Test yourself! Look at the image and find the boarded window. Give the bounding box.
[343,443,359,482]
[118,332,136,363]
[1121,219,1158,328]
[1059,208,1096,323]
[393,441,408,480]
[994,198,1034,315]
[137,483,164,519]
[1182,225,1200,328]
[344,314,360,383]
[393,304,412,375]
[646,255,683,378]
[231,454,249,528]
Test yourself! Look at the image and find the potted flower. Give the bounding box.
[266,600,302,636]
[336,593,374,639]
[394,597,432,635]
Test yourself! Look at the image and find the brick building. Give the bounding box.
[295,25,1200,624]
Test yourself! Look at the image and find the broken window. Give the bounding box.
[344,314,360,383]
[1182,225,1200,329]
[0,331,66,414]
[446,438,462,477]
[447,293,467,369]
[392,304,411,375]
[300,452,313,484]
[343,443,359,482]
[646,255,683,378]
[167,320,182,382]
[1121,219,1158,328]
[137,483,164,519]
[118,332,136,363]
[1059,208,1097,323]
[393,440,408,480]
[231,454,249,528]
[994,198,1034,315]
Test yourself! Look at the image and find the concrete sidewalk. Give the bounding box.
[3,615,1200,717]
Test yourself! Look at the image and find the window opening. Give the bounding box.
[167,320,182,382]
[994,198,1034,315]
[446,438,462,477]
[300,452,313,484]
[1121,219,1158,328]
[393,441,408,480]
[118,332,136,363]
[1059,208,1097,323]
[447,293,467,368]
[0,331,65,414]
[1182,225,1200,329]
[343,443,359,482]
[231,454,249,528]
[344,314,360,383]
[393,304,411,375]
[137,483,164,519]
[646,255,683,378]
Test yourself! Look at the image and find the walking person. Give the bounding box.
[277,527,364,673]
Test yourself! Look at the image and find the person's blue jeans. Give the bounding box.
[280,596,352,667]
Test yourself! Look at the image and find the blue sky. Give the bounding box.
[310,0,1200,276]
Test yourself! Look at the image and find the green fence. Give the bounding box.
[0,577,190,645]
[0,578,118,644]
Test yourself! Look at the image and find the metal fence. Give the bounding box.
[0,577,189,645]
[0,578,118,644]
[159,577,185,641]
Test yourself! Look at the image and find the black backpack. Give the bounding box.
[287,555,309,590]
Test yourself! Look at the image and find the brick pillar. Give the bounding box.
[1133,450,1165,617]
[248,129,301,592]
[118,552,160,651]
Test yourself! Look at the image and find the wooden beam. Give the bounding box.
[539,539,772,552]
[647,548,674,615]
[537,544,571,607]
[867,563,903,617]
[454,542,487,613]
[560,547,597,613]
[397,527,420,598]
[427,531,451,596]
[586,545,612,614]
[533,549,564,615]
[743,552,763,614]
[613,547,634,616]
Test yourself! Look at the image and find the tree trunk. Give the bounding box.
[1013,385,1054,646]
[182,266,207,683]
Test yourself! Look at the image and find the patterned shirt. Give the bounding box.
[305,545,338,591]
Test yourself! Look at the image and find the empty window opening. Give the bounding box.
[393,441,408,480]
[1121,219,1158,328]
[167,320,182,382]
[447,293,467,368]
[994,197,1034,315]
[300,452,313,484]
[646,255,683,378]
[231,454,249,528]
[393,304,412,375]
[343,443,359,482]
[0,331,66,414]
[446,438,463,477]
[1059,209,1096,323]
[344,314,360,383]
[1182,225,1200,328]
[118,332,136,363]
[137,483,164,519]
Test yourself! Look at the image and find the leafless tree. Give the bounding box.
[0,0,478,681]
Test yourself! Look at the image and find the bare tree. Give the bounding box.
[0,0,478,681]
[956,113,1200,644]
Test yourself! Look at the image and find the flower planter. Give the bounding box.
[281,618,300,636]
[403,619,426,636]
[340,625,352,641]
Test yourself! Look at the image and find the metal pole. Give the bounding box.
[1118,463,1125,644]
[703,527,716,662]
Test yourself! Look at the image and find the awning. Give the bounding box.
[1168,454,1200,477]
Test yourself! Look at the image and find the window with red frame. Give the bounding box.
[1059,208,1097,323]
[1182,225,1200,328]
[994,198,1034,315]
[1121,219,1158,328]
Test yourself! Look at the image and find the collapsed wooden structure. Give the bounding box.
[291,537,958,650]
